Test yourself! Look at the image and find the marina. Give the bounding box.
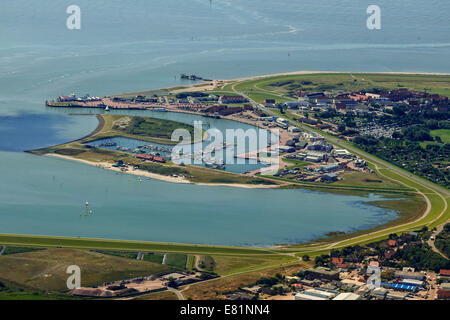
[86,136,268,174]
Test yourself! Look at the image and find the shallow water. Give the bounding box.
[0,0,446,245]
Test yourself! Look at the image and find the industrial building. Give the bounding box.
[394,271,425,281]
[332,292,361,300]
[295,288,337,300]
[307,141,333,152]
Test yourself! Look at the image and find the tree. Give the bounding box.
[302,255,310,261]
[167,277,178,288]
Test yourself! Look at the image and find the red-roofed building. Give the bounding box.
[334,102,347,110]
[388,239,397,247]
[349,94,368,102]
[440,270,450,276]
[136,154,153,161]
[437,289,450,300]
[332,257,343,265]
[369,261,379,267]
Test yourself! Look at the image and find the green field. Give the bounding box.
[1,246,43,255]
[196,255,215,272]
[228,73,450,98]
[430,129,450,144]
[143,253,164,264]
[0,248,171,292]
[165,253,188,269]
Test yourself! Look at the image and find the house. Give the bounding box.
[438,269,450,283]
[291,283,303,291]
[219,95,247,104]
[365,93,381,99]
[58,94,77,102]
[384,251,394,259]
[284,101,309,109]
[334,102,347,110]
[369,261,380,267]
[438,283,450,300]
[388,239,397,247]
[306,92,325,100]
[349,93,369,102]
[314,96,332,105]
[332,257,344,265]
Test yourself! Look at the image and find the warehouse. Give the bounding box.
[332,292,361,300]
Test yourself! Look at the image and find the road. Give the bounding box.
[168,287,185,300]
[0,245,6,255]
[427,224,449,260]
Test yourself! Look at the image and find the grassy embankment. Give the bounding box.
[225,72,450,100]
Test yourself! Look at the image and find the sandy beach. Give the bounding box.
[46,154,280,189]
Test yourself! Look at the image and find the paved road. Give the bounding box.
[427,224,449,260]
[168,287,184,300]
[0,245,6,255]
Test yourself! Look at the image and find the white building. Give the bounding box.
[295,293,328,301]
[276,117,289,126]
[288,126,301,133]
[295,289,337,300]
[333,292,361,300]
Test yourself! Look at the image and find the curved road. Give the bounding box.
[231,79,449,251]
[168,287,185,300]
